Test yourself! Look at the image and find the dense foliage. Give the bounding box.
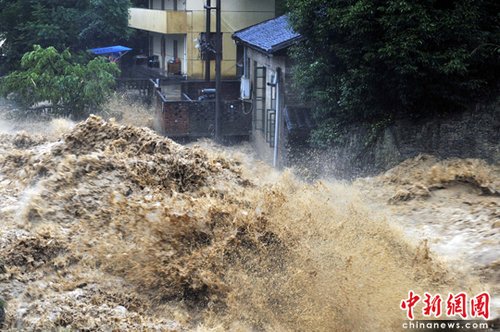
[0,45,120,117]
[0,0,131,72]
[287,0,499,147]
[276,0,288,16]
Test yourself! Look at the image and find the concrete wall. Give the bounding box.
[244,47,289,166]
[185,1,275,79]
[288,103,500,179]
[129,8,188,34]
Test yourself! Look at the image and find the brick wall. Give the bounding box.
[160,101,192,136]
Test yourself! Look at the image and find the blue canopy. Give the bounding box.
[89,45,132,55]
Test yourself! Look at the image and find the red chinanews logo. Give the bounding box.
[401,291,490,320]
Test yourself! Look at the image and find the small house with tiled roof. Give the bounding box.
[232,15,313,168]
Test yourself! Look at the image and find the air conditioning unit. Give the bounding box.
[240,77,251,100]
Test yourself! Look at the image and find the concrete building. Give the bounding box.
[129,0,275,79]
[233,15,313,167]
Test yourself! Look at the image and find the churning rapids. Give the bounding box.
[0,114,498,331]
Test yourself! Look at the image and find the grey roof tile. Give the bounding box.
[232,15,302,53]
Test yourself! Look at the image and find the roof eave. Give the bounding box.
[233,35,303,55]
[268,36,304,54]
[233,37,270,54]
[233,15,289,36]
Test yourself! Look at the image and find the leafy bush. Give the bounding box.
[0,45,120,118]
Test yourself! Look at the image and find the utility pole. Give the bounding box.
[204,0,211,82]
[215,0,222,141]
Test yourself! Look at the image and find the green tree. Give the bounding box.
[0,45,120,117]
[0,0,131,72]
[80,0,133,50]
[287,0,500,147]
[276,0,288,16]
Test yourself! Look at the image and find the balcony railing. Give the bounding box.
[129,8,187,34]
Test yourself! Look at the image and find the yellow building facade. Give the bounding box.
[129,0,275,79]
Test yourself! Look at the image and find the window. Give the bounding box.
[236,45,244,77]
[253,64,266,131]
[266,109,276,146]
[236,47,251,79]
[266,71,277,146]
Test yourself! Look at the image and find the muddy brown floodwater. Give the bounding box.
[0,114,498,331]
[355,155,500,317]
